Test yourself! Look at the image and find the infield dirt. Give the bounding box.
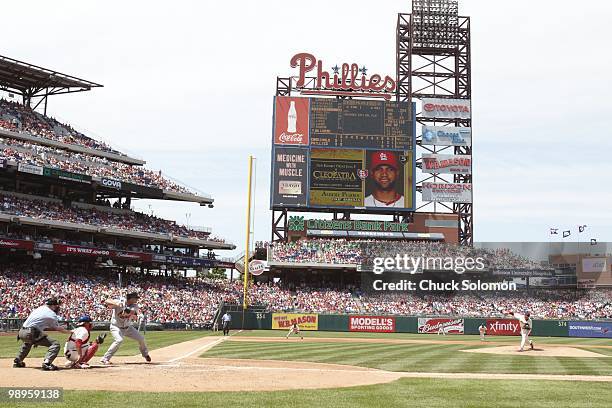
[0,335,610,393]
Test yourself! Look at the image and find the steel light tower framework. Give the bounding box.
[397,0,473,245]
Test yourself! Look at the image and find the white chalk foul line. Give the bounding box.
[166,330,242,363]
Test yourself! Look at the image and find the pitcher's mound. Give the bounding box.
[461,345,608,358]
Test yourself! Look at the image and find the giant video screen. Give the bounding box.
[271,96,415,212]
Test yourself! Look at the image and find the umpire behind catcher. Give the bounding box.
[14,298,72,371]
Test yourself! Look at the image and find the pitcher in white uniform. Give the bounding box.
[100,292,151,365]
[508,310,534,352]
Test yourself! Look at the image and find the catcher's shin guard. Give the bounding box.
[81,342,99,364]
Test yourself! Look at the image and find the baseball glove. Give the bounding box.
[95,333,107,344]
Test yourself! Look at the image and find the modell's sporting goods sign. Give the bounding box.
[349,316,395,333]
[422,182,472,203]
[418,318,464,334]
[421,98,471,119]
[422,154,471,174]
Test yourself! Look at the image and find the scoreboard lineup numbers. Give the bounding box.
[309,98,412,150]
[271,96,416,212]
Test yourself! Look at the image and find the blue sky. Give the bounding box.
[2,0,611,255]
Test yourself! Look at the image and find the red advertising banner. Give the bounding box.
[114,251,153,262]
[486,319,521,336]
[349,316,395,333]
[0,238,34,251]
[274,96,309,146]
[418,318,464,334]
[54,244,111,257]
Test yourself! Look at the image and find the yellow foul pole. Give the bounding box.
[243,155,254,310]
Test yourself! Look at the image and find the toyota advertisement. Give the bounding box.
[421,98,471,119]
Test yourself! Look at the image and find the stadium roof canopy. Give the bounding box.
[0,54,102,113]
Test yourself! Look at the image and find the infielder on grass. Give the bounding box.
[286,323,303,340]
[100,292,151,364]
[507,310,534,352]
[478,324,487,341]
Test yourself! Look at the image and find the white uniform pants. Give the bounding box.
[103,325,148,360]
[520,330,531,350]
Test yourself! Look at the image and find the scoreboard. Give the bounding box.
[271,96,415,212]
[309,99,412,150]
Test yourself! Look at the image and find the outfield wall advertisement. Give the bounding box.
[418,318,464,334]
[349,316,395,333]
[568,321,612,338]
[272,313,319,330]
[486,319,521,336]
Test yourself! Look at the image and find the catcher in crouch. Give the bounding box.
[64,315,106,369]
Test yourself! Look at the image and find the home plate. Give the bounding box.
[461,345,609,358]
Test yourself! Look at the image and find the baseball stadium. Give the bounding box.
[1,1,611,407]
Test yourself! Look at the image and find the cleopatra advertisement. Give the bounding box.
[271,313,319,330]
[271,96,416,212]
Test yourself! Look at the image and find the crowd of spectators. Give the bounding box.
[0,193,213,241]
[1,264,610,324]
[0,135,193,194]
[0,99,122,155]
[270,239,548,271]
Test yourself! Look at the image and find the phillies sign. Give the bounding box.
[290,53,396,100]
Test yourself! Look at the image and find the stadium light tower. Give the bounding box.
[397,0,473,245]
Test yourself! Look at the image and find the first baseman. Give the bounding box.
[478,324,487,341]
[100,292,151,364]
[508,310,534,352]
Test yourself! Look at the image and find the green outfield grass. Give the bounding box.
[0,330,218,359]
[204,332,612,375]
[234,329,612,345]
[15,379,610,408]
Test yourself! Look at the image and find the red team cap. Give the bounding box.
[370,151,399,171]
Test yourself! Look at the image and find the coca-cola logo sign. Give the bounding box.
[290,53,396,99]
[278,132,305,144]
[274,97,309,146]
